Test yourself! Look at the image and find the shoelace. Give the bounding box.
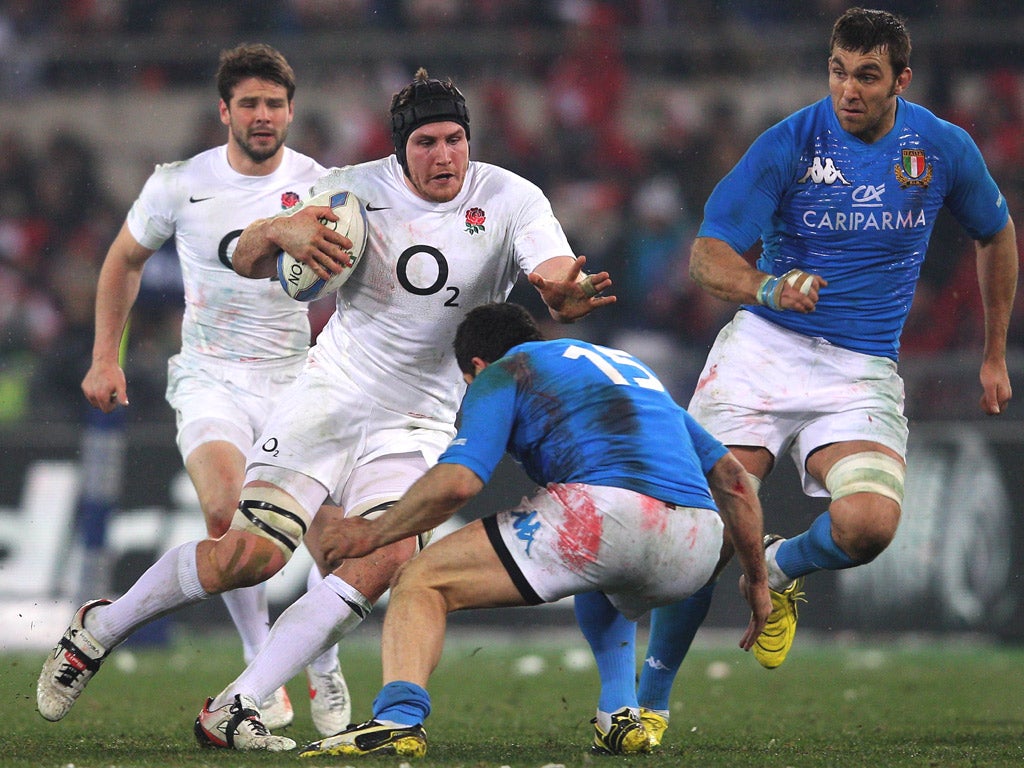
[55,660,85,688]
[229,700,271,737]
[318,679,348,707]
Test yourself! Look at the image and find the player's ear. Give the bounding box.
[893,67,912,95]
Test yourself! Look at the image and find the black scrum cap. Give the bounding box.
[390,68,470,174]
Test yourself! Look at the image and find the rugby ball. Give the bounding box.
[276,189,368,302]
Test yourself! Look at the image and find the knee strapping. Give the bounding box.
[230,486,310,558]
[348,496,432,551]
[825,451,905,505]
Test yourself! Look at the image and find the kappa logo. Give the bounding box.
[644,655,670,671]
[511,509,540,556]
[798,156,851,185]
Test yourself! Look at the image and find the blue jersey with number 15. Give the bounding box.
[438,339,728,510]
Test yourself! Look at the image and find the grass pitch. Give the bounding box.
[3,623,1023,767]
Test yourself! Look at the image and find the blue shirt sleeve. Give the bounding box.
[436,364,516,485]
[683,410,729,474]
[697,117,796,253]
[943,123,1009,240]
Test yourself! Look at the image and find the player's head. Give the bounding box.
[827,8,912,143]
[217,43,296,105]
[390,68,471,201]
[455,303,543,378]
[216,43,296,166]
[830,8,911,76]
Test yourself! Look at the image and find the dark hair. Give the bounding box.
[216,43,296,105]
[390,67,471,174]
[830,8,911,75]
[454,303,543,375]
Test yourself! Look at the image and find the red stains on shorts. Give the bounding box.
[694,363,718,393]
[639,495,668,533]
[550,484,602,572]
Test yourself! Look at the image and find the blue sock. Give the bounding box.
[637,582,715,712]
[372,681,430,726]
[775,511,856,578]
[574,591,638,713]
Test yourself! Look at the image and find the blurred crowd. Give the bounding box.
[1,0,1023,425]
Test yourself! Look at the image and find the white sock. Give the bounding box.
[305,563,342,675]
[765,538,791,590]
[596,706,639,732]
[87,541,209,649]
[213,574,370,709]
[220,583,270,664]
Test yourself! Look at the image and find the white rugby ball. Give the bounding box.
[276,189,368,302]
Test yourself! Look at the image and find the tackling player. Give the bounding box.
[296,302,770,758]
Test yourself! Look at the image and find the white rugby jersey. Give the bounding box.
[126,145,326,362]
[310,155,574,424]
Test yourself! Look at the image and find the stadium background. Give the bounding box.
[1,1,1023,649]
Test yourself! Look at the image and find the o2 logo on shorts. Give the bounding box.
[261,437,280,457]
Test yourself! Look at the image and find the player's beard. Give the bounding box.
[234,124,287,164]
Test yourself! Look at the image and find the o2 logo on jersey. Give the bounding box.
[218,229,244,270]
[396,245,460,306]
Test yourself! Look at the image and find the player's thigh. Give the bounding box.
[394,520,526,611]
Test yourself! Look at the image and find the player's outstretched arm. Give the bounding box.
[233,206,351,280]
[528,255,616,322]
[708,452,771,650]
[975,217,1018,415]
[320,463,484,568]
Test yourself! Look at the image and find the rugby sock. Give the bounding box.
[214,574,369,710]
[305,563,343,675]
[638,582,715,713]
[574,591,639,714]
[86,540,209,648]
[775,511,856,580]
[372,681,431,726]
[220,584,270,664]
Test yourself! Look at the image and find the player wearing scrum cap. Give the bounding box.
[38,66,615,752]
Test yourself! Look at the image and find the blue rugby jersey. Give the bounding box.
[438,339,728,510]
[699,96,1009,360]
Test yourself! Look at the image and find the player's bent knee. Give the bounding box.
[230,486,311,561]
[825,451,905,506]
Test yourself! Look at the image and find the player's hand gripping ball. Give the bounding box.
[277,189,368,302]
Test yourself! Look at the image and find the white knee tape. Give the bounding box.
[348,496,433,551]
[824,451,905,505]
[230,486,311,558]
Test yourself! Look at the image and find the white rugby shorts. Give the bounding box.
[688,310,909,496]
[484,483,724,620]
[244,343,455,519]
[166,351,306,461]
